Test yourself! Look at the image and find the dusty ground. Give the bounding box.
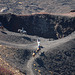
[0,0,75,14]
[0,29,75,75]
[0,52,23,75]
[0,0,75,75]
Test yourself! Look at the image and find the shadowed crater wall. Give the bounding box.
[0,13,75,39]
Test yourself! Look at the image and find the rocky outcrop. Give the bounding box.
[0,13,75,39]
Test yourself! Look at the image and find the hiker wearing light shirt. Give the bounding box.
[37,39,40,49]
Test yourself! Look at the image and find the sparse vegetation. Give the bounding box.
[0,66,14,75]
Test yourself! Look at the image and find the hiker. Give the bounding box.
[18,27,27,34]
[37,39,40,50]
[32,51,36,57]
[22,27,27,34]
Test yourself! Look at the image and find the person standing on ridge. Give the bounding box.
[37,39,40,50]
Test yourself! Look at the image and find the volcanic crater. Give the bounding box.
[0,13,75,75]
[0,13,75,39]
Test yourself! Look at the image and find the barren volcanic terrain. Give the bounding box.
[0,0,75,75]
[0,0,75,14]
